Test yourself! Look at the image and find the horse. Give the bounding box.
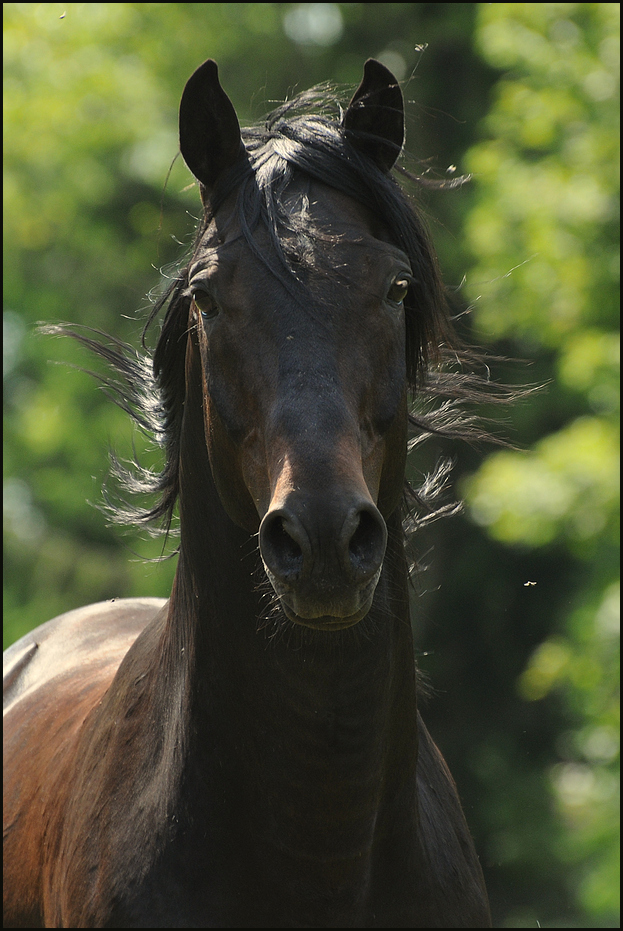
[4,59,492,928]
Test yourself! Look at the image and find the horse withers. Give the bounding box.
[4,59,492,927]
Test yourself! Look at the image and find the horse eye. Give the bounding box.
[386,276,410,305]
[192,289,218,320]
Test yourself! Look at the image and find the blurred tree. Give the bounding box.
[455,3,619,927]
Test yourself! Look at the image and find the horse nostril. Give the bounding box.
[260,512,305,583]
[261,501,386,591]
[346,507,387,580]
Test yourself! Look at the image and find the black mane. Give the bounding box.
[43,82,515,538]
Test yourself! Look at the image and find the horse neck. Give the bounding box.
[172,469,419,840]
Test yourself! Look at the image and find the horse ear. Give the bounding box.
[179,59,242,194]
[342,59,404,172]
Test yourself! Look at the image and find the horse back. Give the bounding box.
[3,598,166,928]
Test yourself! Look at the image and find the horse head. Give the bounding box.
[179,60,411,629]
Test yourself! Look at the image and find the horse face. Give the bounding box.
[188,182,408,629]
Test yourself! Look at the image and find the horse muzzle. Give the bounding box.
[259,499,387,630]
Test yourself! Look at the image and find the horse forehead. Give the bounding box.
[295,182,373,226]
[284,182,393,247]
[198,175,394,254]
[194,212,402,292]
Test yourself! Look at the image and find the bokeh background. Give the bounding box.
[3,4,619,927]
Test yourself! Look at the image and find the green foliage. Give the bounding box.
[3,3,619,927]
[461,3,619,925]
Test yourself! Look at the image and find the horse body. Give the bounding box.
[3,59,491,927]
